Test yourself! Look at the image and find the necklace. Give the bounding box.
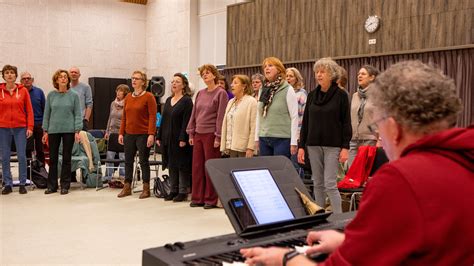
[132,90,145,97]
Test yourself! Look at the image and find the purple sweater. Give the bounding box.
[186,87,228,142]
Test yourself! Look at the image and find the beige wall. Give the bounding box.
[0,0,147,94]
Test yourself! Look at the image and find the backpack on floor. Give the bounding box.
[153,174,171,198]
[31,160,48,189]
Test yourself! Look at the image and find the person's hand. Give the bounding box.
[339,148,349,163]
[42,133,48,144]
[241,247,290,266]
[255,141,259,153]
[26,129,33,138]
[305,230,345,255]
[147,135,155,148]
[118,134,124,145]
[104,133,109,140]
[189,138,194,146]
[290,145,298,155]
[245,149,254,158]
[74,132,81,143]
[156,139,161,146]
[297,148,305,164]
[179,141,186,147]
[213,139,220,148]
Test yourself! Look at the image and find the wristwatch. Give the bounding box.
[282,249,300,266]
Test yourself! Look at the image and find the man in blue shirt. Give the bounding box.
[69,67,93,130]
[20,72,46,164]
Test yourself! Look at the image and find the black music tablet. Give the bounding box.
[231,168,295,225]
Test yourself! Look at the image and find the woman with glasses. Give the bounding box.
[42,69,82,195]
[298,58,351,214]
[156,73,193,202]
[0,64,34,195]
[348,65,380,168]
[117,71,157,199]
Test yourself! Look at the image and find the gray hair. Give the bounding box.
[370,61,462,134]
[251,73,264,83]
[20,71,33,79]
[313,58,340,81]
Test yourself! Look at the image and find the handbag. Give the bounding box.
[153,174,171,198]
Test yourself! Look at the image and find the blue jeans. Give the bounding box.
[0,127,27,186]
[105,151,125,179]
[259,137,291,158]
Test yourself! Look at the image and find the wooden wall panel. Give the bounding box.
[227,0,473,67]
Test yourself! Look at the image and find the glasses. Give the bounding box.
[367,116,389,135]
[21,77,32,81]
[131,77,143,81]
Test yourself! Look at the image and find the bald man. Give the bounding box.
[69,67,93,130]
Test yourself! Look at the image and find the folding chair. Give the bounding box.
[132,139,162,193]
[339,147,389,211]
[7,136,35,190]
[96,133,125,191]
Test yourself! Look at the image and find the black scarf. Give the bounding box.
[312,82,339,106]
[259,76,283,117]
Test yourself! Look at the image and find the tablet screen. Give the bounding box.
[231,169,294,224]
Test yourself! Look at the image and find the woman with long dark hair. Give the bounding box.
[156,73,193,202]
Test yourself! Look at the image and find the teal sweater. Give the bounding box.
[43,90,82,134]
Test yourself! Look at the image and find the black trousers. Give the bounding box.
[48,133,74,190]
[168,167,191,194]
[124,134,151,183]
[26,124,45,164]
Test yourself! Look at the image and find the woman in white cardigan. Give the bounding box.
[220,75,257,157]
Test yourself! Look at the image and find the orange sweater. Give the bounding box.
[0,83,34,130]
[119,92,157,135]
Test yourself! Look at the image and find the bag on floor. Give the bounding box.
[153,174,171,198]
[338,146,377,189]
[31,160,48,189]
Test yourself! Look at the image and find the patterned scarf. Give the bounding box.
[260,76,283,117]
[357,86,369,124]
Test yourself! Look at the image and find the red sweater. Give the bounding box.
[119,92,157,135]
[0,83,34,130]
[322,126,474,266]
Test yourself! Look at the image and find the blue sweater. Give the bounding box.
[28,86,46,125]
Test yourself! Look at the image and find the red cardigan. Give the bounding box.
[322,126,474,265]
[0,83,34,130]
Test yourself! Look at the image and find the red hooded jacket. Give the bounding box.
[0,83,34,130]
[323,126,474,265]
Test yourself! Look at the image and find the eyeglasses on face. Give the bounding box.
[21,77,32,81]
[131,77,143,81]
[367,116,389,135]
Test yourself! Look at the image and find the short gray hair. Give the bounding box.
[251,73,264,83]
[313,58,340,81]
[370,61,462,134]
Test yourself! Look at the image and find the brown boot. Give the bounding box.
[139,182,150,199]
[117,182,132,198]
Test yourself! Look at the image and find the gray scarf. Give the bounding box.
[357,86,369,124]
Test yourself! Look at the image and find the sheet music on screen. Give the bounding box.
[232,169,295,224]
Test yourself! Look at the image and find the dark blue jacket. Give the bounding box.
[28,86,46,125]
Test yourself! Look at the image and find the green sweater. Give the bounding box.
[43,90,82,134]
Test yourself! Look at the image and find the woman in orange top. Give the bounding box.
[117,70,157,199]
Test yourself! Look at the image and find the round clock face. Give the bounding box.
[365,15,380,33]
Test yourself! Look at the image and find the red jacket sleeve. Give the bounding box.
[147,93,157,135]
[322,165,424,265]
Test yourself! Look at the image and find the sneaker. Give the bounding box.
[19,185,27,194]
[173,193,188,202]
[2,186,12,195]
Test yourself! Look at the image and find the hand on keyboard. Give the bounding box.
[306,230,345,255]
